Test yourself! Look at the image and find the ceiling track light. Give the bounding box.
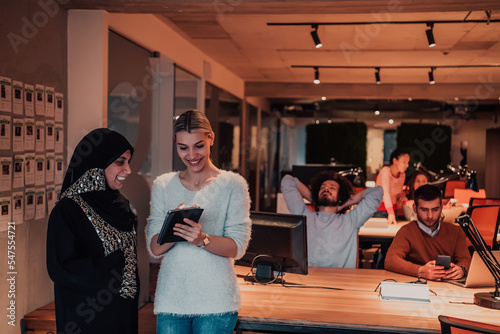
[270,16,500,48]
[293,64,500,84]
[313,67,320,84]
[268,18,500,27]
[428,67,436,85]
[426,22,436,47]
[375,67,381,84]
[310,24,322,48]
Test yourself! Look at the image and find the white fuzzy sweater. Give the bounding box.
[146,170,251,315]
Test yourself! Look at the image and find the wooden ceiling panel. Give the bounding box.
[66,1,500,15]
[485,41,500,52]
[277,50,467,66]
[192,40,252,65]
[245,82,500,100]
[229,32,281,50]
[67,0,500,102]
[459,24,500,43]
[257,68,297,81]
[217,15,271,34]
[473,43,500,63]
[243,50,286,69]
[270,26,319,50]
[225,66,265,80]
[452,41,498,50]
[164,14,230,39]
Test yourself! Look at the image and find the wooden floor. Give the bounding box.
[138,303,156,334]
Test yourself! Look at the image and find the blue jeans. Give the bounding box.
[156,312,238,334]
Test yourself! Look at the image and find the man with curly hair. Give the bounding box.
[281,170,383,268]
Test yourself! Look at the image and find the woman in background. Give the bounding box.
[147,110,251,334]
[403,170,430,220]
[375,149,410,224]
[47,129,139,334]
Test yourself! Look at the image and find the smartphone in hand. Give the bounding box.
[436,255,451,270]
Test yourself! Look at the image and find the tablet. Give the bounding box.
[157,207,204,245]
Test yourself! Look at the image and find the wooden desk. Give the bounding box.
[236,266,500,333]
[359,220,408,243]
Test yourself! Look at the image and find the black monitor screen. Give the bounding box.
[236,211,308,281]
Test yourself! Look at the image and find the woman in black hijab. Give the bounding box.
[47,128,139,334]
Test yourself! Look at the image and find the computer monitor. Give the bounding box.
[236,211,308,283]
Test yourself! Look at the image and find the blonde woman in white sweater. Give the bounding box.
[146,110,251,334]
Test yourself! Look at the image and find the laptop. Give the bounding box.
[447,251,500,288]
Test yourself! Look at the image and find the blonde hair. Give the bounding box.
[173,110,213,140]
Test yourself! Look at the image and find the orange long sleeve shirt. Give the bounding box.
[385,221,471,277]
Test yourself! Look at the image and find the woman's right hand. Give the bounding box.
[387,213,397,225]
[173,217,204,246]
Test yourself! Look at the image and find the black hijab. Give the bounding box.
[61,128,135,230]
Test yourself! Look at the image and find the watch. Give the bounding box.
[200,233,210,249]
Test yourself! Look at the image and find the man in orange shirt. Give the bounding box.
[385,184,471,280]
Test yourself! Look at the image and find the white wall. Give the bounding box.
[67,10,109,154]
[366,128,385,180]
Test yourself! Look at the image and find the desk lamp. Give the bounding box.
[413,162,439,181]
[456,214,500,309]
[423,163,479,192]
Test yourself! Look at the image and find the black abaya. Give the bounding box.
[46,129,139,334]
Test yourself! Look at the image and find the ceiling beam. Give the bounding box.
[66,0,500,15]
[245,82,500,102]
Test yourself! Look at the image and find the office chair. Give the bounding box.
[439,315,500,334]
[444,180,466,198]
[454,188,486,205]
[466,205,500,251]
[469,197,500,207]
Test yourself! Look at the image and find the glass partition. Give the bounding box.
[107,30,152,179]
[259,110,281,212]
[204,82,242,171]
[246,104,258,210]
[107,30,155,305]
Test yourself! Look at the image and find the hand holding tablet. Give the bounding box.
[157,206,204,245]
